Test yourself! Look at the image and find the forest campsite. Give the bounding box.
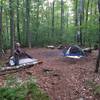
[0,0,100,100]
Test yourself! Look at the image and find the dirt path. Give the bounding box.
[0,48,100,100]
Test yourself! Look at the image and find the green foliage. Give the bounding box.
[0,75,50,100]
[93,85,100,95]
[0,0,99,48]
[0,83,49,100]
[85,80,100,96]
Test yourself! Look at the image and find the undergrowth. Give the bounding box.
[0,75,50,100]
[85,80,100,97]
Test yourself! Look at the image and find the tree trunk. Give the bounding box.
[52,0,55,36]
[84,0,89,45]
[90,0,93,15]
[9,0,15,56]
[79,0,84,46]
[94,0,98,15]
[35,0,39,42]
[17,0,20,42]
[75,0,78,27]
[5,10,10,48]
[22,0,26,44]
[61,0,64,35]
[95,0,100,73]
[25,0,31,48]
[85,0,89,24]
[0,0,2,56]
[5,11,9,34]
[75,0,78,43]
[66,12,69,28]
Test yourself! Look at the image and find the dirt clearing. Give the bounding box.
[0,48,100,100]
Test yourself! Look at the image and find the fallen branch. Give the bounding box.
[46,45,55,49]
[0,61,43,75]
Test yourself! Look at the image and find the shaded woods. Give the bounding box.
[0,1,100,100]
[0,0,99,51]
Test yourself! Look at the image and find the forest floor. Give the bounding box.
[0,48,100,100]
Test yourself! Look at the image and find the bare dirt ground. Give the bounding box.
[0,48,100,100]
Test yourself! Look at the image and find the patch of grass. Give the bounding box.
[0,75,50,100]
[85,80,100,96]
[0,62,4,68]
[0,82,49,100]
[93,85,100,95]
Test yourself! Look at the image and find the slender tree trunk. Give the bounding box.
[0,0,2,56]
[52,0,55,36]
[17,0,20,42]
[66,12,69,28]
[5,11,9,34]
[22,0,26,44]
[94,0,98,15]
[90,0,93,15]
[9,0,15,56]
[5,10,10,48]
[79,0,84,46]
[75,0,78,43]
[75,0,78,27]
[46,5,51,38]
[85,0,89,24]
[95,0,100,73]
[25,0,31,48]
[84,0,89,45]
[35,0,39,42]
[61,0,64,35]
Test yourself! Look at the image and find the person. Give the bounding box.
[14,42,32,65]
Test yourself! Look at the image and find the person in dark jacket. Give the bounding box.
[14,42,32,65]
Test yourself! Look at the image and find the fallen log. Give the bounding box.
[83,47,93,53]
[0,60,43,75]
[46,45,55,49]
